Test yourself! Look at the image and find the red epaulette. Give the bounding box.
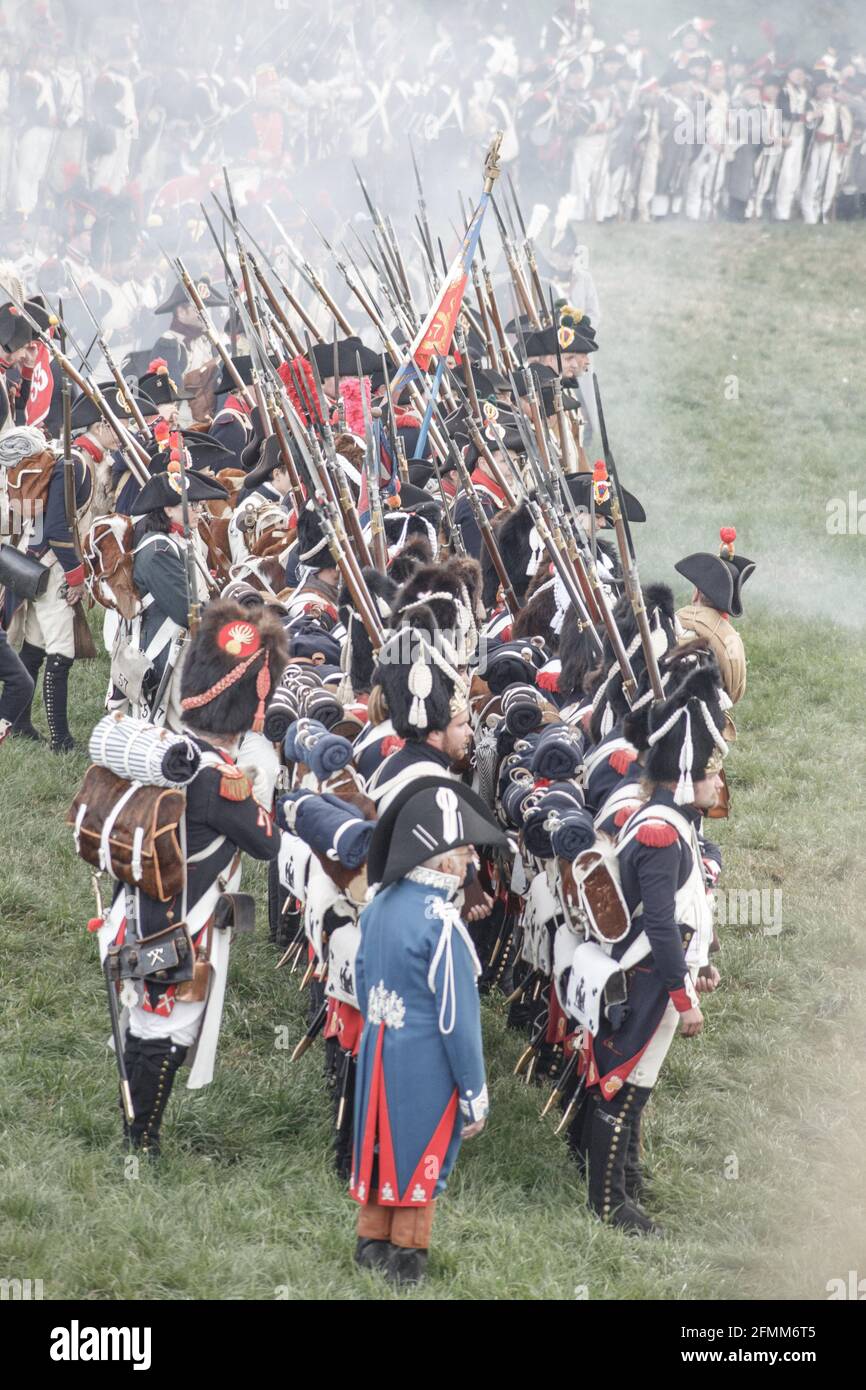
[218,764,252,801]
[380,734,405,757]
[609,747,637,776]
[635,819,678,848]
[537,669,560,693]
[613,801,643,827]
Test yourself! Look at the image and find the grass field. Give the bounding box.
[2,222,865,1301]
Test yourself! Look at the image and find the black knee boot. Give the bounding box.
[587,1085,661,1235]
[6,641,45,740]
[43,653,75,752]
[122,1036,188,1157]
[565,1084,597,1179]
[624,1086,653,1206]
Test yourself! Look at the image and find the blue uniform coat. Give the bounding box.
[351,875,487,1208]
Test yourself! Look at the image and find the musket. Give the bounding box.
[478,233,515,371]
[490,191,541,329]
[169,255,255,408]
[409,135,436,276]
[103,958,135,1124]
[593,375,663,700]
[429,451,465,558]
[358,351,388,572]
[549,288,578,474]
[267,206,353,336]
[174,437,202,635]
[502,405,609,661]
[428,397,521,619]
[281,392,384,648]
[453,322,482,425]
[244,314,306,514]
[234,206,324,343]
[65,268,151,435]
[332,321,346,433]
[290,1000,328,1061]
[304,330,372,569]
[507,171,551,326]
[58,300,75,537]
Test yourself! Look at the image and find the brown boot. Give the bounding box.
[355,1195,394,1272]
[386,1202,436,1286]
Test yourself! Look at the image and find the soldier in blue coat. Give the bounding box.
[350,776,507,1286]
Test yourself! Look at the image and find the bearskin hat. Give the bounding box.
[374,611,469,737]
[338,567,397,699]
[390,559,479,665]
[644,660,731,804]
[296,499,331,568]
[387,535,433,586]
[588,582,677,743]
[381,507,439,565]
[480,500,541,610]
[179,599,288,737]
[558,604,605,706]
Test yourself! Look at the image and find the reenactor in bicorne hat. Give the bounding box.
[111,458,227,728]
[350,775,507,1285]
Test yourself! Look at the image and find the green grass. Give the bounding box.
[2,222,865,1300]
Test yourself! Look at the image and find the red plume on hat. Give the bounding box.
[719,525,736,560]
[592,458,610,506]
[148,357,169,376]
[278,355,323,426]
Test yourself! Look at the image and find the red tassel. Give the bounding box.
[609,747,637,775]
[86,916,104,933]
[636,820,678,848]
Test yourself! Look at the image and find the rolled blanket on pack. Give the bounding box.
[550,808,596,861]
[530,723,585,781]
[88,713,201,787]
[284,718,353,779]
[297,683,343,729]
[500,774,538,830]
[523,784,586,859]
[277,790,374,869]
[479,639,545,695]
[263,665,324,741]
[501,683,544,738]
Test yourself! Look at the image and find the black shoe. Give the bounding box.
[4,641,44,738]
[9,722,45,742]
[44,654,75,752]
[386,1246,428,1286]
[608,1199,664,1238]
[354,1239,394,1272]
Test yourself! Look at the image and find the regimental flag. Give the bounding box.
[390,186,490,397]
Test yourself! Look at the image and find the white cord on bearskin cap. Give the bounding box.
[526,525,544,576]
